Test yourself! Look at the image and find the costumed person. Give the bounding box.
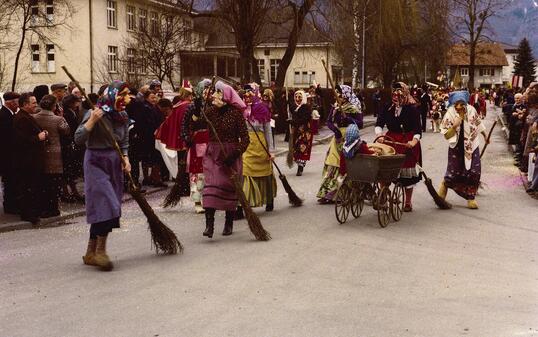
[261,88,276,146]
[317,84,363,204]
[241,84,277,212]
[154,81,192,196]
[291,90,313,176]
[74,81,131,271]
[375,82,422,212]
[182,79,212,214]
[470,88,487,118]
[202,81,249,238]
[438,90,488,209]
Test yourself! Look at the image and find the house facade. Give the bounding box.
[446,42,508,88]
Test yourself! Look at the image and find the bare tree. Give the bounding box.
[0,0,75,90]
[451,0,506,89]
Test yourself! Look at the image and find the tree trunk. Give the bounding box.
[251,55,261,85]
[11,24,27,91]
[468,43,476,90]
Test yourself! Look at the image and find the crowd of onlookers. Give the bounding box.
[500,83,538,195]
[0,80,174,224]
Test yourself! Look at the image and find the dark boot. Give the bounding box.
[296,165,304,176]
[223,211,234,236]
[234,206,244,220]
[265,202,274,212]
[203,208,215,238]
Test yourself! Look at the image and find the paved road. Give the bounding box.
[1,109,537,337]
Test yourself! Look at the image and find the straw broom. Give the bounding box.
[62,66,183,254]
[162,150,189,208]
[201,78,271,241]
[245,119,303,207]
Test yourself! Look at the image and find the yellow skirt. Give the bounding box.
[242,131,277,207]
[324,127,347,167]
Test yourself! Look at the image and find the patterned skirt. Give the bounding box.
[293,122,313,164]
[444,145,481,200]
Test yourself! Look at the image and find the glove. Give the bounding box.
[223,150,241,167]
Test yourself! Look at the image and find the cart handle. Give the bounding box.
[374,135,407,147]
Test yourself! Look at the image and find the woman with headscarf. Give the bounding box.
[317,84,363,203]
[241,84,277,212]
[438,90,488,209]
[182,79,212,214]
[74,80,131,271]
[375,82,422,212]
[292,90,313,176]
[202,81,249,238]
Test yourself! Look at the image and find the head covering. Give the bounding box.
[33,85,49,104]
[50,83,67,91]
[343,123,361,159]
[391,82,416,107]
[448,90,470,107]
[337,84,361,108]
[149,79,161,90]
[263,89,274,101]
[294,90,307,106]
[215,80,246,111]
[97,80,129,123]
[194,79,212,99]
[3,92,20,101]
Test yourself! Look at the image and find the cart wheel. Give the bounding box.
[335,183,351,224]
[390,183,404,221]
[377,186,391,228]
[351,186,364,219]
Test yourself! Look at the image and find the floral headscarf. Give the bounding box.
[337,85,361,109]
[343,123,361,159]
[97,80,129,123]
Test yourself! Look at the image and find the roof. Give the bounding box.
[194,16,332,49]
[446,43,509,66]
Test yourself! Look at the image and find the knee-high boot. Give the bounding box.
[94,235,113,271]
[204,208,215,238]
[223,211,234,236]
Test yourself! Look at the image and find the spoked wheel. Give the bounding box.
[351,185,364,219]
[377,186,391,228]
[335,182,351,224]
[390,183,405,221]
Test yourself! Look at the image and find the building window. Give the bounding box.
[138,51,147,74]
[294,70,315,84]
[107,46,118,73]
[270,59,279,82]
[138,8,147,31]
[107,0,117,28]
[257,59,265,82]
[46,44,55,72]
[31,44,40,72]
[45,0,54,23]
[30,0,39,25]
[127,48,136,74]
[479,67,494,76]
[150,11,158,35]
[126,5,136,31]
[460,67,469,76]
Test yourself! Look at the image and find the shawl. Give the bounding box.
[338,84,361,111]
[155,100,190,150]
[97,80,129,123]
[441,103,486,170]
[343,123,361,159]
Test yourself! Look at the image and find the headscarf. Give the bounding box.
[294,90,307,107]
[194,79,212,99]
[263,89,274,102]
[97,80,129,123]
[215,81,246,111]
[448,90,470,107]
[249,95,271,123]
[391,82,416,108]
[337,85,361,109]
[343,123,361,159]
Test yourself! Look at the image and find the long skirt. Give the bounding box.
[317,127,346,201]
[386,131,421,187]
[187,130,209,174]
[83,149,123,225]
[242,131,277,207]
[444,144,481,200]
[202,142,242,211]
[293,122,313,166]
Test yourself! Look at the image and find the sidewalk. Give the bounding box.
[0,116,376,233]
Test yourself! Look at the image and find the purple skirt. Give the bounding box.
[444,146,481,200]
[202,142,242,211]
[84,149,124,224]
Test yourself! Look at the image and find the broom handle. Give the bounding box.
[322,59,346,118]
[480,120,496,159]
[61,66,137,189]
[245,118,284,176]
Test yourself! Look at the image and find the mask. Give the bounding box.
[212,91,225,108]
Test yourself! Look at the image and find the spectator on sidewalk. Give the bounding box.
[50,83,67,117]
[32,85,49,108]
[61,94,85,202]
[509,93,527,167]
[0,92,20,214]
[13,93,47,224]
[34,95,70,218]
[522,86,538,174]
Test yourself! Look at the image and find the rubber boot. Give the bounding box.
[234,206,244,220]
[222,211,234,236]
[203,209,215,238]
[404,188,413,212]
[438,180,448,200]
[82,238,97,266]
[296,165,304,176]
[94,235,113,271]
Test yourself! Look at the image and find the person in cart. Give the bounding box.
[374,82,422,212]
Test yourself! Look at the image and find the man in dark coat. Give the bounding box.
[419,86,432,132]
[0,92,20,214]
[13,93,48,224]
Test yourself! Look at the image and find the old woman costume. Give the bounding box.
[75,80,130,271]
[292,90,313,176]
[317,85,363,203]
[202,81,249,238]
[439,90,487,209]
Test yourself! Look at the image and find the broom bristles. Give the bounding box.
[131,187,184,254]
[162,159,189,208]
[231,173,271,241]
[420,173,452,210]
[279,175,303,207]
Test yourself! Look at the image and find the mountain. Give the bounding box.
[488,0,538,56]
